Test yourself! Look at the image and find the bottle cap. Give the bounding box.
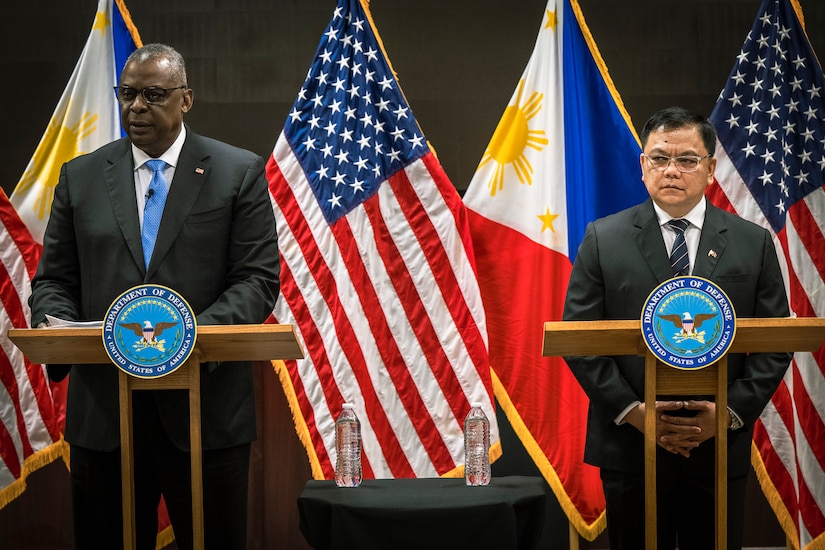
[471,401,483,408]
[342,403,355,410]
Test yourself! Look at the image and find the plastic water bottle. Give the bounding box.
[464,402,491,486]
[335,403,362,487]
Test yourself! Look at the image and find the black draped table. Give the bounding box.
[297,475,546,550]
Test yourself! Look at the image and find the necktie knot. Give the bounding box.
[145,159,168,174]
[667,218,690,234]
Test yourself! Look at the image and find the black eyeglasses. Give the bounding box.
[113,85,187,106]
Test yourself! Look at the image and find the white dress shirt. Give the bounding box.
[133,126,186,228]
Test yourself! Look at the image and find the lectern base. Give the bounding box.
[119,353,204,550]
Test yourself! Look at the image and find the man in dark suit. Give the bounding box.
[29,44,280,550]
[562,106,791,549]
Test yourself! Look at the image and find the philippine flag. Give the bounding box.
[463,0,648,539]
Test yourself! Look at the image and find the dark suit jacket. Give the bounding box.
[562,198,791,476]
[29,127,281,452]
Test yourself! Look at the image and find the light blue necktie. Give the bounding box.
[667,218,690,276]
[142,159,169,269]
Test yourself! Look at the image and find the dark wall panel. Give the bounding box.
[2,1,824,194]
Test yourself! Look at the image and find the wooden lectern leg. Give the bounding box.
[188,357,204,550]
[117,352,205,550]
[568,521,580,550]
[119,371,137,550]
[715,357,728,550]
[642,354,729,550]
[644,352,658,550]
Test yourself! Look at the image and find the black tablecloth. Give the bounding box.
[297,476,546,550]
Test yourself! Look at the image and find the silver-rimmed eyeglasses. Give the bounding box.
[643,153,712,173]
[113,85,187,106]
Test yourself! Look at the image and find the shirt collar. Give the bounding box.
[131,125,187,171]
[653,196,706,230]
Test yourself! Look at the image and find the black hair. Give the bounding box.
[640,106,716,155]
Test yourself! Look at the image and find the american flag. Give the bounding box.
[706,0,825,547]
[0,189,62,507]
[266,0,496,480]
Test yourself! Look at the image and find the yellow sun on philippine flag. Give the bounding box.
[15,101,98,221]
[477,79,549,196]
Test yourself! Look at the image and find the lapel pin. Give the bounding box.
[195,167,205,175]
[708,250,718,258]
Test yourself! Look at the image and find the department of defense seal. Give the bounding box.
[102,284,197,378]
[640,276,736,370]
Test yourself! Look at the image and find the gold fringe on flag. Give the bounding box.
[115,0,144,48]
[0,439,69,510]
[271,359,326,480]
[492,369,606,542]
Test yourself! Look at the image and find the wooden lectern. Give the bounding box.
[542,317,825,550]
[8,324,304,550]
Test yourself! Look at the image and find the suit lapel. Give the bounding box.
[693,203,728,279]
[104,142,145,271]
[146,131,210,277]
[633,200,674,283]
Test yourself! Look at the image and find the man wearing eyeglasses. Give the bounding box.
[562,106,791,549]
[30,43,280,550]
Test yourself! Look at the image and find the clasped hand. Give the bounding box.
[624,400,724,458]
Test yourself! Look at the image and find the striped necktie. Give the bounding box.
[142,159,169,269]
[667,218,690,276]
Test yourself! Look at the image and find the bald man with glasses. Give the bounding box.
[31,43,280,550]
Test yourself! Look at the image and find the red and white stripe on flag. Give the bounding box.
[707,0,825,547]
[0,189,64,507]
[265,0,496,480]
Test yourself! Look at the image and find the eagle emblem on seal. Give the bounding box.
[657,311,718,343]
[119,320,178,351]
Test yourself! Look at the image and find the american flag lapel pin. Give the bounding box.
[708,250,718,259]
[195,167,205,175]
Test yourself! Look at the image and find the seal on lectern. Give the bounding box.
[641,276,736,370]
[102,284,197,378]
